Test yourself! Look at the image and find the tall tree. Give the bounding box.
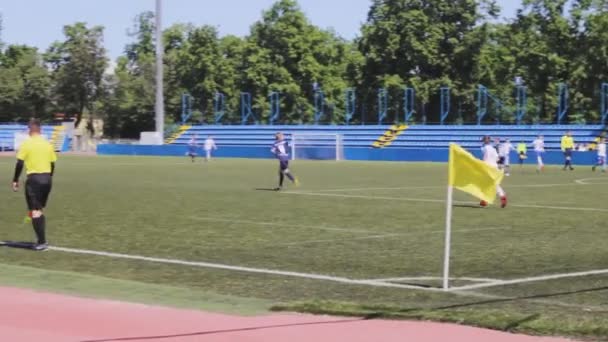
[242,0,351,124]
[102,12,157,137]
[507,0,573,122]
[176,25,222,123]
[573,0,608,122]
[0,45,51,121]
[358,0,499,123]
[46,22,108,126]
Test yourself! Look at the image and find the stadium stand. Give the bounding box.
[0,124,66,151]
[169,125,605,151]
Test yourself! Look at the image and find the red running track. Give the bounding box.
[0,287,577,342]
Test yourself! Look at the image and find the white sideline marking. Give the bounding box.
[189,216,375,234]
[280,226,510,246]
[280,233,402,246]
[449,268,608,292]
[44,246,608,311]
[316,182,594,193]
[283,191,608,212]
[575,178,608,185]
[365,276,502,283]
[48,246,443,292]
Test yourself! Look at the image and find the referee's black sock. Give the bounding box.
[279,172,284,187]
[32,216,46,245]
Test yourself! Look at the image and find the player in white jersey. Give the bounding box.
[592,137,606,172]
[532,135,545,172]
[203,136,217,162]
[481,136,508,208]
[498,139,514,176]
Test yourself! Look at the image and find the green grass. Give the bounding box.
[0,263,271,314]
[1,156,608,340]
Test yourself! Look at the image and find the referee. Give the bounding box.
[561,130,575,171]
[12,119,57,251]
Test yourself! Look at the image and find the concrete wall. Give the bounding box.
[97,144,600,166]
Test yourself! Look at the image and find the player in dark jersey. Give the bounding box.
[271,132,299,191]
[187,136,198,163]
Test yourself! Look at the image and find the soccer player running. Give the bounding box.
[561,130,575,171]
[271,132,299,191]
[204,135,217,162]
[11,119,57,251]
[480,135,507,208]
[533,135,545,172]
[592,137,607,172]
[498,138,514,176]
[187,135,198,163]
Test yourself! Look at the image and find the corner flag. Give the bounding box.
[448,143,504,204]
[443,143,504,290]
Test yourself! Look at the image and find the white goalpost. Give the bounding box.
[290,133,344,161]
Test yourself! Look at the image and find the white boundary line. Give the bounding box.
[364,276,502,283]
[189,216,376,234]
[575,177,608,185]
[38,246,608,311]
[311,182,599,193]
[48,246,445,292]
[280,233,402,246]
[279,226,511,246]
[449,268,608,292]
[283,191,608,212]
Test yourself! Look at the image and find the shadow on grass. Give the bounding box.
[435,286,608,311]
[0,241,36,250]
[453,204,484,209]
[80,318,365,342]
[254,188,279,192]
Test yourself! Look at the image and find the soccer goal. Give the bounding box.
[290,133,344,161]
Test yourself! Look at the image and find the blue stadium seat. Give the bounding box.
[0,124,56,151]
[169,124,605,151]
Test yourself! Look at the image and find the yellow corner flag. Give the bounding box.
[448,143,504,204]
[443,143,505,290]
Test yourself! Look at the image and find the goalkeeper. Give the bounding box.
[271,132,299,191]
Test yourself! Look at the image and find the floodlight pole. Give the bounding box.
[155,0,165,139]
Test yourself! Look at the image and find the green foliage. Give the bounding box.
[0,45,52,121]
[102,12,158,138]
[46,22,108,126]
[5,0,608,134]
[2,157,608,340]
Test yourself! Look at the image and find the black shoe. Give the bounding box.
[32,243,48,251]
[570,167,574,171]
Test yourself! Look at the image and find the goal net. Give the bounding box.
[290,133,344,161]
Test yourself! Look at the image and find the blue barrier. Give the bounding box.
[62,136,72,152]
[97,144,601,166]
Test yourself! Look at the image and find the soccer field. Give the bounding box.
[1,156,608,339]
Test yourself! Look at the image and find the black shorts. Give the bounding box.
[279,160,289,171]
[564,148,573,158]
[25,173,52,211]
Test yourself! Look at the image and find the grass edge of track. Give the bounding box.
[0,263,272,315]
[271,301,608,341]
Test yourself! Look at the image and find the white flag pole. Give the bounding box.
[442,184,454,290]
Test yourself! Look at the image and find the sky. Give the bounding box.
[0,0,520,61]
